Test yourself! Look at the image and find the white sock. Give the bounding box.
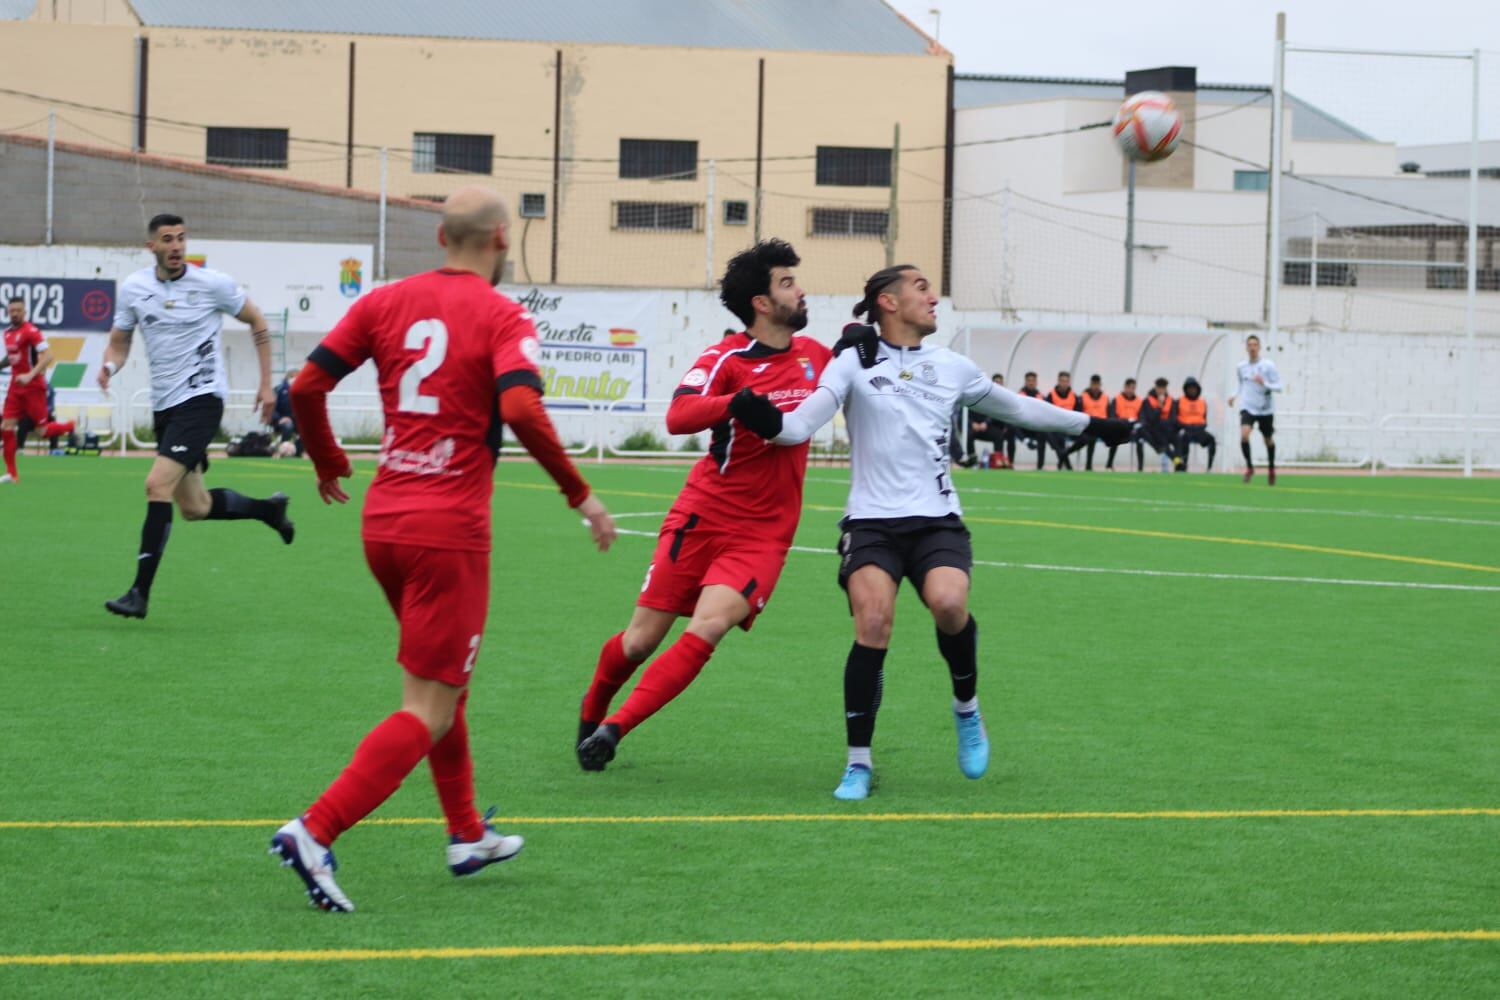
[847,747,872,769]
[954,696,979,716]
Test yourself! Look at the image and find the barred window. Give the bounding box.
[723,200,749,225]
[206,127,289,169]
[816,146,891,187]
[412,133,494,175]
[619,139,698,180]
[614,201,700,231]
[809,207,889,238]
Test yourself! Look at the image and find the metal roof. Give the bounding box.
[123,0,937,54]
[954,74,1373,143]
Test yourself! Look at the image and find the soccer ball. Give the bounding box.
[1112,91,1182,162]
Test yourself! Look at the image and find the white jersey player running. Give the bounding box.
[1228,333,1284,485]
[730,264,1130,801]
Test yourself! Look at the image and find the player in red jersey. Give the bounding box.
[575,239,875,771]
[269,187,618,913]
[1,297,76,483]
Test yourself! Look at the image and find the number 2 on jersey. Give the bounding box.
[398,318,448,414]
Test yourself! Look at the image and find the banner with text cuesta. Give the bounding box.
[503,286,657,412]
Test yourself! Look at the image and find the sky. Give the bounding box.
[888,0,1500,145]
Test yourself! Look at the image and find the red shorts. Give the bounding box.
[637,509,788,631]
[364,538,489,687]
[2,385,47,425]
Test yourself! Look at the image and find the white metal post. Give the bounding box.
[1266,13,1286,348]
[1124,160,1136,312]
[45,111,55,245]
[1463,50,1479,478]
[705,158,716,290]
[377,146,388,282]
[1309,210,1319,325]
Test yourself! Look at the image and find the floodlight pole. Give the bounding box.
[1464,49,1480,478]
[377,146,388,282]
[1124,159,1136,313]
[45,111,55,246]
[705,158,716,290]
[1266,12,1286,348]
[886,122,900,268]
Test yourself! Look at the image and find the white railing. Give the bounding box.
[1269,410,1376,470]
[1375,413,1500,473]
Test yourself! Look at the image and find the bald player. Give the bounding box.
[270,186,617,913]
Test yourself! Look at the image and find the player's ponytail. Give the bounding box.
[853,265,916,323]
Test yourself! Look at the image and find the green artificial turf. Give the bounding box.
[1,456,1496,997]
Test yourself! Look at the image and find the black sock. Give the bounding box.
[132,501,173,597]
[1241,440,1253,467]
[1267,443,1276,471]
[844,643,887,750]
[936,615,978,703]
[208,488,277,523]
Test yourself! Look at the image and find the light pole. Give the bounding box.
[929,7,941,44]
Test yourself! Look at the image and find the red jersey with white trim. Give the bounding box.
[3,322,47,387]
[672,332,832,546]
[312,268,541,552]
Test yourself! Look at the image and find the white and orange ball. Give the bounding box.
[1112,91,1182,162]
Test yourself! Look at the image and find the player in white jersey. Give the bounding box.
[96,213,295,620]
[731,264,1130,800]
[1228,333,1284,485]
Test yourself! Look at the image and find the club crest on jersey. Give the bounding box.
[918,363,937,385]
[799,356,814,381]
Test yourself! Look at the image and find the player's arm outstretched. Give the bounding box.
[965,372,1132,444]
[289,356,356,505]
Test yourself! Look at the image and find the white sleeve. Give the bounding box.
[1263,361,1284,392]
[112,283,137,332]
[969,383,1090,435]
[956,356,991,407]
[773,385,840,445]
[209,270,248,316]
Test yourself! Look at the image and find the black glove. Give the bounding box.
[832,323,880,368]
[1087,416,1133,446]
[729,388,784,439]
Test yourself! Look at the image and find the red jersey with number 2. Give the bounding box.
[672,332,832,547]
[313,268,541,552]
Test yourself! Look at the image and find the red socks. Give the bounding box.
[302,711,432,846]
[606,631,716,736]
[427,691,485,843]
[581,632,646,723]
[2,430,15,479]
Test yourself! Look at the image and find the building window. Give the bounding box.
[723,200,749,225]
[1284,262,1355,286]
[809,207,889,238]
[520,193,548,218]
[1234,170,1269,192]
[619,139,698,180]
[206,127,289,169]
[412,133,494,175]
[816,146,891,187]
[613,201,700,232]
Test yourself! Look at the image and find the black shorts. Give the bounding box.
[838,515,973,598]
[153,393,224,473]
[1239,411,1275,436]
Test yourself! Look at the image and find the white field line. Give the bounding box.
[801,479,1500,528]
[606,528,1500,593]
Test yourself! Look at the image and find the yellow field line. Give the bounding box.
[4,930,1496,967]
[494,482,1498,573]
[962,515,1500,573]
[2,807,1495,831]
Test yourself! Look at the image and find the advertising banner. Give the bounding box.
[505,286,659,411]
